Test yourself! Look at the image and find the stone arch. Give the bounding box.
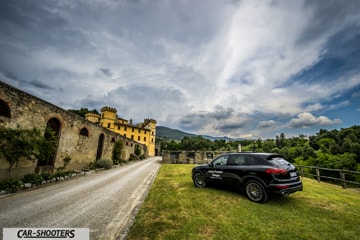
[96,133,105,160]
[36,118,62,172]
[80,127,89,137]
[0,99,11,118]
[46,117,62,137]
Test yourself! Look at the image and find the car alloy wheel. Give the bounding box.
[245,180,268,203]
[193,173,206,188]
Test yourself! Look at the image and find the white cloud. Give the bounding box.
[289,112,341,128]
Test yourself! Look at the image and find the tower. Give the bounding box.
[99,106,117,129]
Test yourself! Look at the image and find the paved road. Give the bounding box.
[0,157,161,240]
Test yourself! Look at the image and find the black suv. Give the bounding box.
[192,152,303,203]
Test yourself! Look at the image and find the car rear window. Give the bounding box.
[268,157,292,168]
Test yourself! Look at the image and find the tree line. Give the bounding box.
[159,125,360,172]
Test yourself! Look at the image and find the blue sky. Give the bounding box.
[0,0,359,139]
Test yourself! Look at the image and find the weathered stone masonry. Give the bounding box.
[162,150,230,164]
[0,81,147,180]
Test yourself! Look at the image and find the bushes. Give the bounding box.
[0,179,22,193]
[23,173,44,185]
[41,173,51,181]
[0,156,132,194]
[129,153,139,161]
[96,159,113,169]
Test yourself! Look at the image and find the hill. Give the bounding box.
[156,126,196,141]
[156,126,240,141]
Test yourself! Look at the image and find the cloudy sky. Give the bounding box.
[0,0,359,139]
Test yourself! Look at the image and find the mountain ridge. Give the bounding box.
[156,126,239,141]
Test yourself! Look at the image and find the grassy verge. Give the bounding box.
[127,164,360,240]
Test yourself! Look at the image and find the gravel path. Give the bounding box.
[0,157,161,240]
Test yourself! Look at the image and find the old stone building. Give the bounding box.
[85,106,157,156]
[0,81,147,180]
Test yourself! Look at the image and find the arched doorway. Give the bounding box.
[0,99,11,118]
[36,118,61,173]
[96,134,105,160]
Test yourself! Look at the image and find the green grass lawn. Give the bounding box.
[127,164,360,240]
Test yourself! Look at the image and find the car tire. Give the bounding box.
[245,180,268,203]
[193,173,206,188]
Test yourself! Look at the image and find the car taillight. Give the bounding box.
[276,185,290,189]
[265,168,287,174]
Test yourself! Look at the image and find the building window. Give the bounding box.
[118,126,120,130]
[138,136,140,141]
[107,123,111,128]
[151,138,154,142]
[144,137,146,141]
[138,129,141,133]
[111,137,115,143]
[124,134,127,138]
[131,135,134,140]
[124,127,127,131]
[132,128,134,132]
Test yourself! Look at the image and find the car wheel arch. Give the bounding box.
[192,170,205,178]
[241,175,267,188]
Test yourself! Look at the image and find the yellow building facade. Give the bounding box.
[86,107,157,156]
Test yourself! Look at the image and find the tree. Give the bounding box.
[36,127,58,166]
[112,140,123,164]
[68,108,99,118]
[0,126,43,178]
[135,144,142,157]
[276,133,286,148]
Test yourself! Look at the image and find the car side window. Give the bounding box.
[212,155,228,166]
[246,156,268,166]
[227,155,246,165]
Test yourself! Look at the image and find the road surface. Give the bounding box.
[0,157,161,240]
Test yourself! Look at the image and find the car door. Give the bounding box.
[205,155,228,181]
[221,154,247,183]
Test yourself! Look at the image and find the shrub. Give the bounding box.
[129,153,138,161]
[0,179,22,193]
[41,173,52,181]
[112,141,123,165]
[87,160,96,170]
[23,173,43,185]
[135,145,141,156]
[96,159,113,169]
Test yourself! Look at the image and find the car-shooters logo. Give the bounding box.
[3,228,89,240]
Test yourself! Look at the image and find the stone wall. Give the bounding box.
[162,150,230,164]
[0,81,147,180]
